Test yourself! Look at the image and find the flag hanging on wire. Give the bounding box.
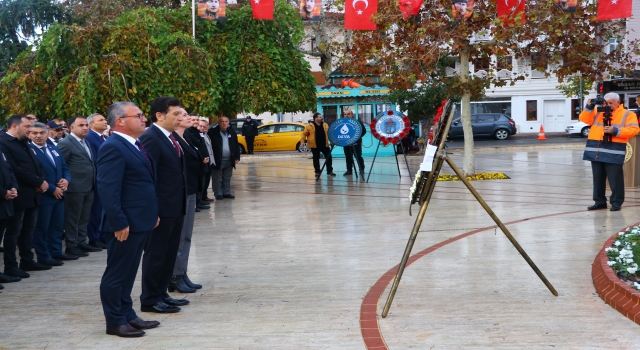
[597,0,632,20]
[344,0,377,30]
[251,0,274,20]
[497,0,525,25]
[197,0,226,22]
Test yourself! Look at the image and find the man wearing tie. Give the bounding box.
[98,101,160,337]
[198,118,215,204]
[46,121,64,146]
[139,96,188,313]
[85,113,109,250]
[58,117,99,257]
[28,123,73,265]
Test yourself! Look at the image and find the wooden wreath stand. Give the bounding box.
[381,103,558,318]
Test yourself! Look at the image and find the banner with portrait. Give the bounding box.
[555,0,577,12]
[299,0,321,21]
[198,0,227,22]
[451,0,474,20]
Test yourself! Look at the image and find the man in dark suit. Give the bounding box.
[198,118,215,204]
[0,115,51,279]
[208,115,240,200]
[185,113,210,211]
[139,96,189,313]
[241,115,258,154]
[58,116,100,257]
[46,120,64,146]
[28,123,74,266]
[98,101,160,337]
[0,140,20,288]
[85,113,109,250]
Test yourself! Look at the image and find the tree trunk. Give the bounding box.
[459,47,475,176]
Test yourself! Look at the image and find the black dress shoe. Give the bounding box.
[128,317,160,330]
[66,247,88,257]
[183,274,202,289]
[196,203,211,209]
[0,272,20,283]
[78,242,102,252]
[611,206,621,211]
[99,241,108,249]
[39,258,63,266]
[88,241,104,251]
[164,296,190,306]
[5,266,29,278]
[141,302,180,313]
[343,171,352,176]
[168,275,196,293]
[106,323,145,337]
[223,194,235,199]
[195,208,201,212]
[0,283,3,289]
[587,204,607,210]
[20,260,52,271]
[215,196,224,200]
[53,253,79,261]
[327,172,336,176]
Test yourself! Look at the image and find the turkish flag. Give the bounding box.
[597,0,632,20]
[251,0,274,20]
[497,0,525,26]
[399,0,423,19]
[344,0,377,30]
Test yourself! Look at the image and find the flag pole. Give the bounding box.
[192,0,196,41]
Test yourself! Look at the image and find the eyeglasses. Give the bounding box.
[122,113,146,120]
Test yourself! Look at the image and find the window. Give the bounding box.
[277,124,297,133]
[473,57,491,71]
[605,38,623,55]
[357,104,373,124]
[496,56,512,70]
[295,125,305,132]
[526,100,538,121]
[258,125,275,134]
[476,115,496,122]
[571,99,581,120]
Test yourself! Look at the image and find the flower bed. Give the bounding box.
[605,226,640,291]
[437,172,510,181]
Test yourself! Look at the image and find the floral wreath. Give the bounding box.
[428,100,449,144]
[370,110,411,146]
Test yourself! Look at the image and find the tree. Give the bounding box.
[344,0,640,175]
[0,0,68,79]
[61,0,183,26]
[0,1,316,119]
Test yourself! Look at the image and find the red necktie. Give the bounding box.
[101,135,106,142]
[168,134,182,158]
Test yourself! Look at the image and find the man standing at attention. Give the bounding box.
[300,112,335,177]
[85,113,109,250]
[0,115,51,279]
[198,118,215,204]
[580,92,639,211]
[58,116,100,256]
[209,115,240,200]
[98,101,160,337]
[241,116,258,154]
[139,96,189,313]
[342,110,366,176]
[46,121,64,146]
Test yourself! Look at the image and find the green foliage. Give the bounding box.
[0,1,317,120]
[556,75,593,99]
[389,84,452,124]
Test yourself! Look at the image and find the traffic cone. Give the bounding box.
[537,125,547,141]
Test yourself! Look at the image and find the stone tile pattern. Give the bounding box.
[592,222,640,325]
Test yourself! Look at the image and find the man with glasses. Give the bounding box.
[342,110,366,176]
[581,92,639,211]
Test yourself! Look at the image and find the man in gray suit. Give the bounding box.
[58,116,99,257]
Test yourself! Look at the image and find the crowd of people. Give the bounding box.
[0,96,240,337]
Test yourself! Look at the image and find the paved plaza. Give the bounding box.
[2,146,640,349]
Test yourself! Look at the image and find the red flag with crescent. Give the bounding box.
[399,0,423,19]
[497,0,525,25]
[251,0,274,20]
[344,0,377,30]
[597,0,632,20]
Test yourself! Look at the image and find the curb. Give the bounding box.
[592,223,640,326]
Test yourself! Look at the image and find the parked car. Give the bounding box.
[565,121,591,137]
[447,113,517,140]
[210,118,263,134]
[237,122,307,153]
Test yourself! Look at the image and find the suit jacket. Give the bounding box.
[208,126,240,169]
[97,133,158,233]
[0,132,45,210]
[85,130,106,165]
[175,133,203,195]
[139,124,187,217]
[0,150,18,219]
[58,135,96,193]
[29,143,71,205]
[184,127,209,161]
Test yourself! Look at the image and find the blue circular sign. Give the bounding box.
[328,118,363,147]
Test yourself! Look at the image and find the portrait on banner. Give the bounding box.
[299,0,321,20]
[555,0,577,12]
[451,0,474,19]
[198,0,227,21]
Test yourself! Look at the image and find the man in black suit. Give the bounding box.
[0,115,51,279]
[184,113,209,210]
[241,115,258,154]
[198,118,216,203]
[86,113,109,250]
[0,139,19,288]
[208,116,241,200]
[98,101,160,337]
[139,96,189,313]
[58,116,100,257]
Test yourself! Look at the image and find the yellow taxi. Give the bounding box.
[238,122,307,153]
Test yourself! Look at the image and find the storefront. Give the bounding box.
[603,79,640,109]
